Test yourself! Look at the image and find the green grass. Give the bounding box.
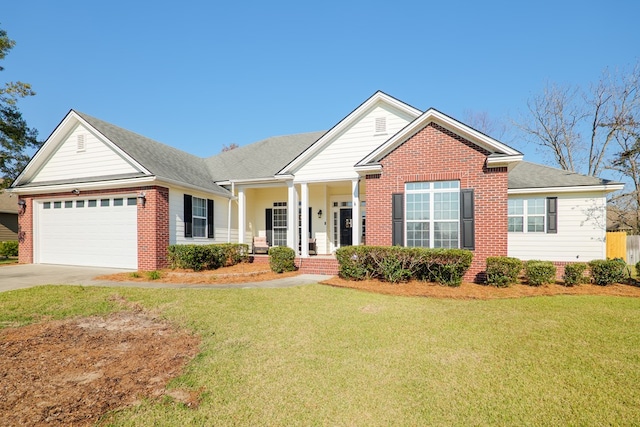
[0,257,18,265]
[1,285,640,426]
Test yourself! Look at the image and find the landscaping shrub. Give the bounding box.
[486,256,522,287]
[418,249,473,287]
[0,241,18,258]
[168,243,249,271]
[269,246,297,273]
[637,260,640,279]
[588,258,628,286]
[335,246,373,280]
[146,270,162,280]
[563,263,587,286]
[335,246,473,286]
[524,260,556,286]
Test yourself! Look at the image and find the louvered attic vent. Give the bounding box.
[375,117,387,134]
[77,134,86,152]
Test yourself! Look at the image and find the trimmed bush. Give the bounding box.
[486,257,522,287]
[168,243,249,271]
[335,246,373,280]
[0,241,18,258]
[636,260,640,279]
[524,260,556,286]
[588,259,628,286]
[269,246,297,273]
[335,246,473,286]
[563,263,587,286]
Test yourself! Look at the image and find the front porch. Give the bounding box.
[252,254,339,276]
[235,178,365,258]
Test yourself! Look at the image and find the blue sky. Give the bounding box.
[3,0,639,180]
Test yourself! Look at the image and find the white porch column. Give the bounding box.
[238,187,246,244]
[300,182,309,257]
[287,181,298,252]
[352,178,361,246]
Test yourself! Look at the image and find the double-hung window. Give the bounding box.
[272,202,287,246]
[406,181,460,248]
[192,197,207,237]
[508,198,546,233]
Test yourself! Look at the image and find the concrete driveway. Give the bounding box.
[0,264,133,293]
[0,264,332,292]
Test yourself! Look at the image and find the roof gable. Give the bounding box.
[356,108,522,169]
[277,91,422,176]
[13,111,230,197]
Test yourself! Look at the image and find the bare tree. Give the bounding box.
[462,110,507,140]
[515,62,640,177]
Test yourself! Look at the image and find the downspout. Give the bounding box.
[227,181,235,243]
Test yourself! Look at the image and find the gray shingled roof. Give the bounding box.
[508,161,620,189]
[0,191,18,213]
[204,131,325,181]
[75,111,231,197]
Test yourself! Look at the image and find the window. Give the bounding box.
[64,201,73,208]
[43,202,51,209]
[508,198,546,233]
[272,202,287,246]
[127,197,137,206]
[184,195,214,239]
[88,200,97,207]
[113,198,123,206]
[192,197,207,238]
[76,200,84,208]
[54,201,62,209]
[406,181,460,248]
[100,199,110,207]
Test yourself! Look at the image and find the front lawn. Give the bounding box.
[1,285,639,425]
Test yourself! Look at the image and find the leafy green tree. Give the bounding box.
[0,25,40,188]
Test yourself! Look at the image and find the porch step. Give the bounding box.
[251,255,339,276]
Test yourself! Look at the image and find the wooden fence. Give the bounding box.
[606,231,627,261]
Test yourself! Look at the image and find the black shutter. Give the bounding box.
[460,189,475,250]
[184,194,192,238]
[547,197,558,234]
[309,207,312,238]
[207,199,214,238]
[392,193,404,246]
[265,208,273,246]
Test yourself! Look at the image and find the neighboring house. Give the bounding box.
[0,190,19,241]
[9,91,623,280]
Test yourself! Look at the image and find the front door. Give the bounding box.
[340,208,353,246]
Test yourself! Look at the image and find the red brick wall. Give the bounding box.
[365,122,509,282]
[17,185,170,271]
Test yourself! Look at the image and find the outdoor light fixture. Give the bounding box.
[317,209,323,218]
[71,188,80,195]
[137,192,146,207]
[17,199,26,214]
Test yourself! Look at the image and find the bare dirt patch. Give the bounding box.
[96,262,299,285]
[322,277,640,299]
[0,297,200,426]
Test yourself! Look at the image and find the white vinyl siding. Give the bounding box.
[32,124,140,183]
[294,104,414,181]
[169,188,231,245]
[508,193,607,262]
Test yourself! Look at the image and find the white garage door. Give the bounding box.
[37,196,138,269]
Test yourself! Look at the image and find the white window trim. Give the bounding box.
[192,196,208,238]
[508,198,546,233]
[405,181,460,248]
[272,202,287,247]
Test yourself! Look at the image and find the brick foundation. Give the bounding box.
[365,122,509,283]
[17,185,169,271]
[252,255,340,276]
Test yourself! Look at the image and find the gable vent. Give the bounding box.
[375,117,387,134]
[76,134,86,152]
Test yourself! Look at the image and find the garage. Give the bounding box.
[36,196,138,269]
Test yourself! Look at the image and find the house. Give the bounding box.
[9,91,623,280]
[0,190,19,241]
